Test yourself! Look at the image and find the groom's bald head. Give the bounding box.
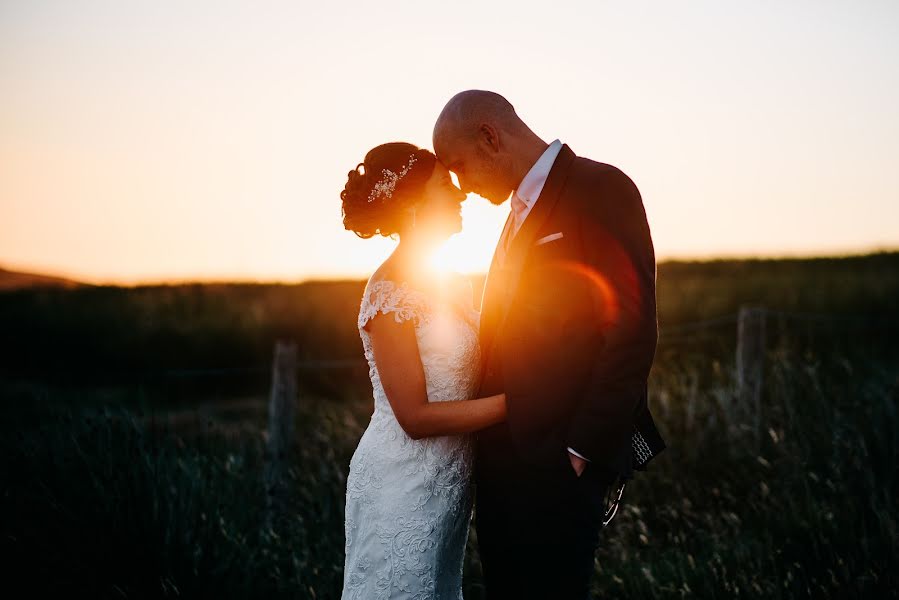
[433,90,519,143]
[433,90,547,205]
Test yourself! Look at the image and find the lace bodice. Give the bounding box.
[357,278,481,418]
[342,276,481,599]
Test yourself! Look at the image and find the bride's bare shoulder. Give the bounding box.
[367,255,404,285]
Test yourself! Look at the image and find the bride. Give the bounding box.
[339,142,506,599]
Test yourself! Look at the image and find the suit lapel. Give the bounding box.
[496,144,576,326]
[479,212,514,370]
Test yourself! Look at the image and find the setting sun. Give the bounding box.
[428,194,508,274]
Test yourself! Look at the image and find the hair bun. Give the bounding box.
[340,143,437,239]
[341,163,367,204]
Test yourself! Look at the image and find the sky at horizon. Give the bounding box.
[2,1,898,285]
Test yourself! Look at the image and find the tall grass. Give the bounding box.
[586,347,898,598]
[2,341,896,598]
[1,254,897,597]
[1,386,365,598]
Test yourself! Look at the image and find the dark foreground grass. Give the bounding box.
[1,384,362,598]
[2,342,896,599]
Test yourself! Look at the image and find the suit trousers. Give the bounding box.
[473,427,614,600]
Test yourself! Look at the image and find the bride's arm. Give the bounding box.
[366,313,506,440]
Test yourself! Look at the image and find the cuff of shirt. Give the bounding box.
[567,447,590,462]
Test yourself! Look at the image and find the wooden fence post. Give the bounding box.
[264,340,298,530]
[736,306,766,451]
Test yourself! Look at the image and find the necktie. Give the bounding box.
[510,192,527,236]
[495,193,527,267]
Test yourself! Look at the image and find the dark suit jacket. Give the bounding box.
[477,144,665,481]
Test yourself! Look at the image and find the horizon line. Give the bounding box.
[3,245,897,288]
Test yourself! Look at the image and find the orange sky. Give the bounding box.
[2,1,898,284]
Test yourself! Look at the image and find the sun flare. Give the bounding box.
[427,196,509,275]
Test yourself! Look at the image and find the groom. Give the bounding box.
[434,91,665,598]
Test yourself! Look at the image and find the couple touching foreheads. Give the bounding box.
[339,90,665,599]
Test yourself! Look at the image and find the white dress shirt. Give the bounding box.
[509,139,591,464]
[510,139,563,236]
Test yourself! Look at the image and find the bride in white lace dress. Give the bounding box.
[339,143,507,599]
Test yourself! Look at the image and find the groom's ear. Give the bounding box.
[479,123,501,154]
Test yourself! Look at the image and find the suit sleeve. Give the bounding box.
[565,167,658,467]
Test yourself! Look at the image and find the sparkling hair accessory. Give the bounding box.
[367,154,418,203]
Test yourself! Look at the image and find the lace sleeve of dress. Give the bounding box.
[357,280,430,331]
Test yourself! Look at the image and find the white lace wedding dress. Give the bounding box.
[341,277,481,600]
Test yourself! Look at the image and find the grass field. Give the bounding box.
[1,253,897,598]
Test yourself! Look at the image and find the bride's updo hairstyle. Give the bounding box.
[341,142,437,239]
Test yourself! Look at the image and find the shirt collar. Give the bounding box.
[515,139,563,207]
